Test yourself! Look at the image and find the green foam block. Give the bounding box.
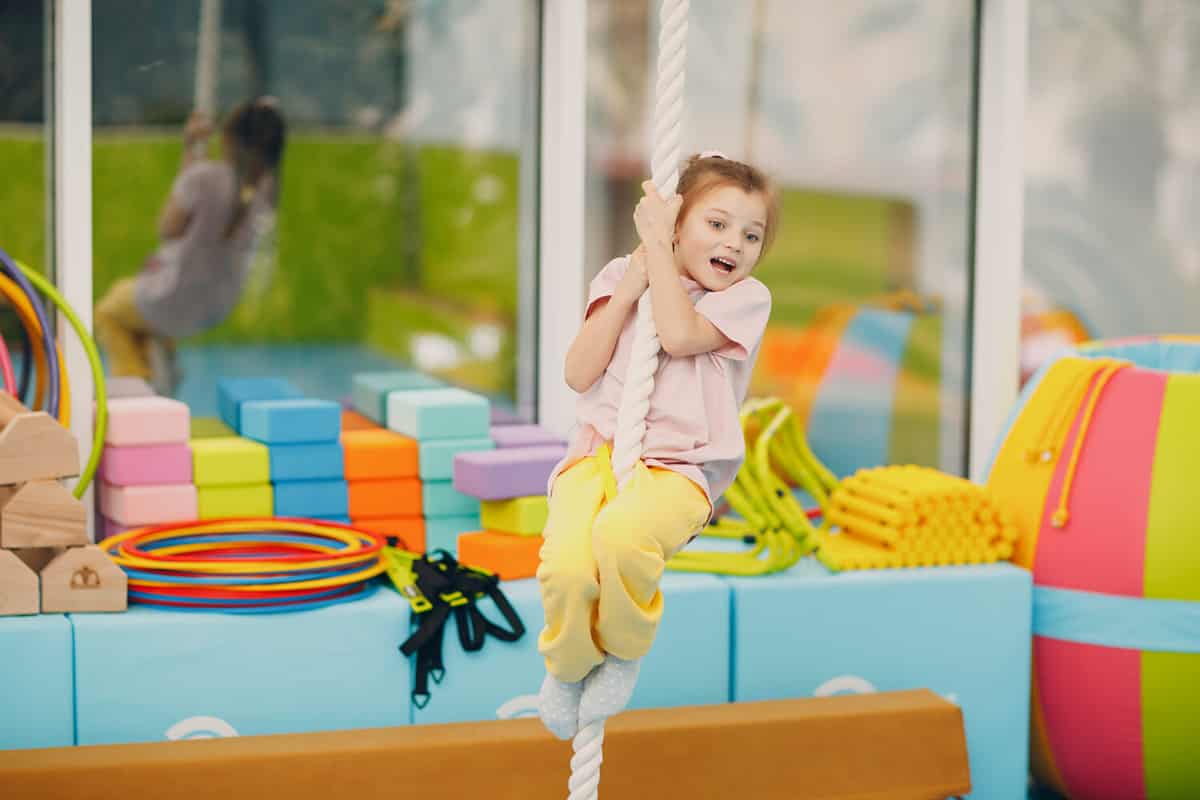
[198,484,274,518]
[419,437,494,480]
[386,388,489,441]
[422,480,481,517]
[353,371,444,425]
[190,437,271,487]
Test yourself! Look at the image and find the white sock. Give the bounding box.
[578,655,641,728]
[538,672,584,740]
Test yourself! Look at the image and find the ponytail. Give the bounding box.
[223,98,286,239]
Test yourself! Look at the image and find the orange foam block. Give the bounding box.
[341,409,380,432]
[348,478,422,519]
[352,516,425,552]
[342,429,418,480]
[456,531,543,581]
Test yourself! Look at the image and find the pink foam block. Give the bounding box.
[105,396,191,446]
[99,481,198,526]
[452,445,566,500]
[98,443,193,487]
[489,424,565,449]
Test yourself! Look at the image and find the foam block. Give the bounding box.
[190,417,236,440]
[479,496,549,535]
[68,588,410,746]
[422,480,480,518]
[105,376,155,399]
[216,377,303,432]
[198,484,274,519]
[0,614,74,749]
[105,397,190,446]
[352,370,444,424]
[352,516,425,552]
[269,442,344,481]
[489,424,565,449]
[412,573,731,725]
[419,437,494,481]
[98,443,192,487]
[489,405,525,425]
[452,446,565,500]
[729,560,1032,800]
[190,437,270,487]
[98,516,131,542]
[240,399,341,445]
[386,388,489,441]
[341,429,418,480]
[99,482,198,526]
[456,531,542,580]
[348,478,422,519]
[425,514,481,555]
[341,409,379,432]
[273,479,348,518]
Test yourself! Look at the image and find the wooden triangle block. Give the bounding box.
[0,393,79,483]
[40,546,127,613]
[0,548,40,615]
[0,480,88,548]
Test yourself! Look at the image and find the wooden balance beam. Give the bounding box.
[0,689,970,799]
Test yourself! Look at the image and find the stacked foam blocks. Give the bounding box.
[453,423,566,581]
[216,379,347,524]
[351,372,494,555]
[0,391,125,614]
[97,379,196,540]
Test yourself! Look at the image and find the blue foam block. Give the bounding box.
[352,371,444,425]
[419,437,495,481]
[216,377,303,433]
[422,480,481,518]
[72,588,410,745]
[240,398,341,444]
[0,614,74,749]
[386,388,489,441]
[727,559,1032,800]
[412,573,730,725]
[269,442,345,481]
[425,514,481,555]
[273,479,349,518]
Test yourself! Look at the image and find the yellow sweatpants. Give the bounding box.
[536,447,711,682]
[94,277,170,379]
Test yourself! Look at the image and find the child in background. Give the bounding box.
[537,152,778,738]
[94,97,286,394]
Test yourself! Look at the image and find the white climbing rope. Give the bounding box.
[567,2,689,799]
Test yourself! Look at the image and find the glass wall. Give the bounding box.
[585,0,978,477]
[0,1,54,395]
[89,0,541,421]
[1022,0,1200,380]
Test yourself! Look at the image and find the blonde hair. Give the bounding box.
[675,153,779,254]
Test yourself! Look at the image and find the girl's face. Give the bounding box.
[673,184,768,291]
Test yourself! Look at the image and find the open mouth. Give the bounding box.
[710,257,736,274]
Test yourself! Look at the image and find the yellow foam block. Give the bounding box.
[197,484,274,519]
[479,496,548,535]
[818,465,1018,572]
[190,437,270,487]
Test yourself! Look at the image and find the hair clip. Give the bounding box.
[699,149,728,160]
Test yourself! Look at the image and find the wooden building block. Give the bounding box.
[11,547,61,574]
[0,690,970,799]
[40,545,127,613]
[0,392,79,483]
[0,480,87,549]
[0,549,39,615]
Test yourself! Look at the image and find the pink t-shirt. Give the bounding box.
[549,255,773,515]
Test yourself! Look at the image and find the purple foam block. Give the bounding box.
[98,443,193,486]
[489,406,525,426]
[489,424,566,449]
[453,445,567,500]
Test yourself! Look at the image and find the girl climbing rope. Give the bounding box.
[536,150,779,745]
[94,98,286,395]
